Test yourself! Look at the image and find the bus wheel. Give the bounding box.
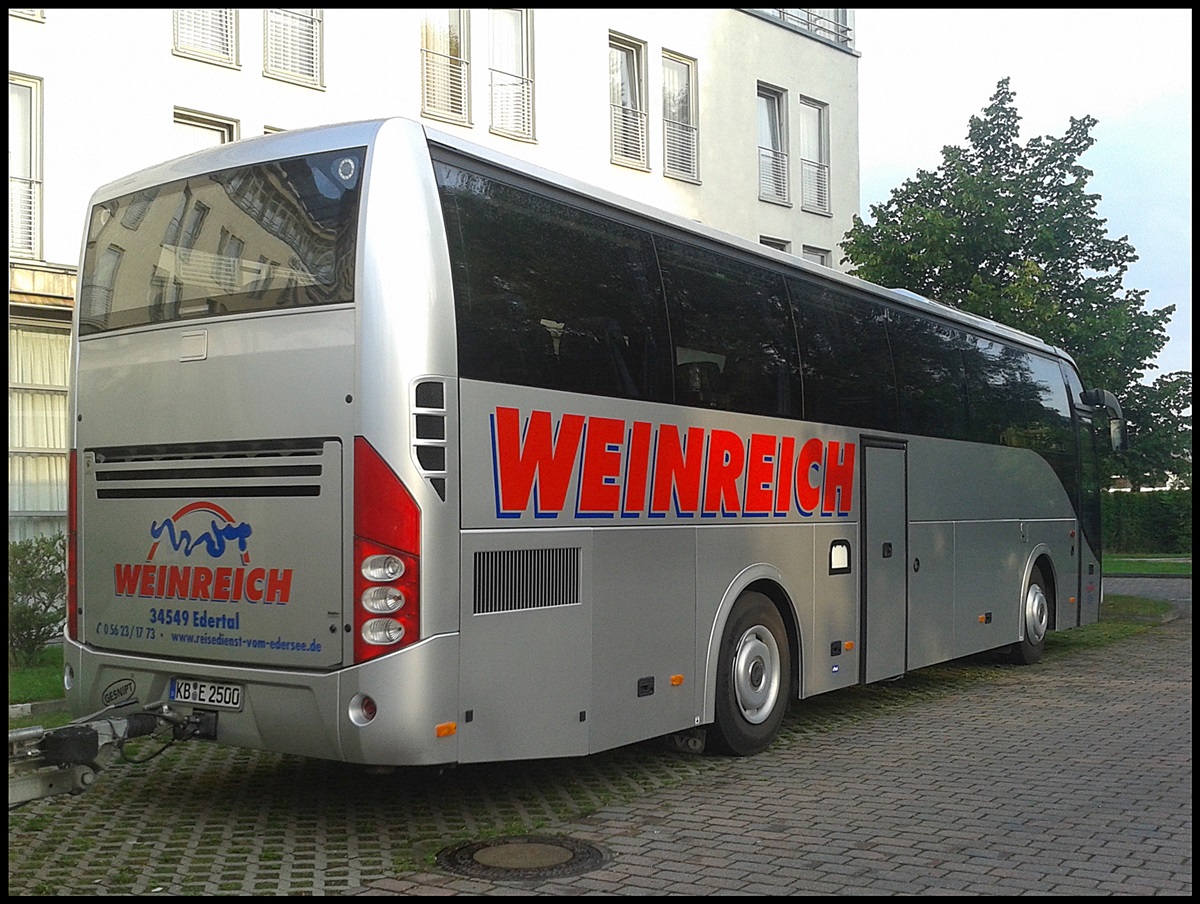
[1010,564,1051,665]
[709,591,789,757]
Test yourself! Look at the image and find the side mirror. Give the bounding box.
[1080,388,1127,452]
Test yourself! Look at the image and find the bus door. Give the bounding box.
[1077,411,1102,626]
[861,439,909,684]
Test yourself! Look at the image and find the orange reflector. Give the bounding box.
[843,641,854,651]
[435,722,457,738]
[1069,596,1076,604]
[979,614,987,623]
[670,674,684,686]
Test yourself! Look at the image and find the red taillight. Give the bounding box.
[67,449,79,641]
[353,437,420,664]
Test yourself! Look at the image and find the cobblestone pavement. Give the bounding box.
[356,598,1192,896]
[9,580,1190,896]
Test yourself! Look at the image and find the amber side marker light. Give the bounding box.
[670,674,684,686]
[436,722,457,738]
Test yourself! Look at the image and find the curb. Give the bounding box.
[8,699,69,721]
[1113,572,1192,579]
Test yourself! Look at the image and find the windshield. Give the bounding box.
[78,147,364,335]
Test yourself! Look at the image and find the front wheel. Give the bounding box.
[708,591,790,756]
[1009,564,1051,665]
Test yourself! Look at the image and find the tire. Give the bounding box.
[1010,564,1051,665]
[708,591,790,756]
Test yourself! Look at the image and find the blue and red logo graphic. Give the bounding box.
[113,501,293,604]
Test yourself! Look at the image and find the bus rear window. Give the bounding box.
[78,148,363,335]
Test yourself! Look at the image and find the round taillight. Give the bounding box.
[361,554,404,582]
[361,617,405,646]
[361,585,405,613]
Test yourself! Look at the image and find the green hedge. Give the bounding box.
[1102,488,1192,554]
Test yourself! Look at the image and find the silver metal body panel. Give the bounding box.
[75,314,354,670]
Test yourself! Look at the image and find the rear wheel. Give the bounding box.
[709,591,790,756]
[1010,564,1051,665]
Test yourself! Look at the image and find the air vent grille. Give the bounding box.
[473,547,580,614]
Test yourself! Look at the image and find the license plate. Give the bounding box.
[169,677,243,710]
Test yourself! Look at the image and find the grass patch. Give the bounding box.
[1105,556,1191,576]
[8,645,65,704]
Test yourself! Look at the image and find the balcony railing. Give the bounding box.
[664,118,699,181]
[800,157,830,214]
[490,69,533,139]
[422,48,469,122]
[610,104,648,169]
[758,147,790,203]
[756,8,854,49]
[9,176,40,258]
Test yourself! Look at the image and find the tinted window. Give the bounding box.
[887,309,971,440]
[436,161,672,401]
[657,238,800,417]
[78,148,363,335]
[789,278,898,431]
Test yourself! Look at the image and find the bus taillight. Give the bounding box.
[67,449,78,641]
[353,437,420,664]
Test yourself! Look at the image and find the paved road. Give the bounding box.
[355,577,1191,896]
[9,578,1190,896]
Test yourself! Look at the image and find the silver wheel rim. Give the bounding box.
[1024,581,1049,644]
[732,624,781,725]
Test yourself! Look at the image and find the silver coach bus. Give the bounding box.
[65,117,1125,766]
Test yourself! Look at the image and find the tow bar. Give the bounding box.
[9,702,216,808]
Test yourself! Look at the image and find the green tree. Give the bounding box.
[1121,373,1193,490]
[9,533,67,667]
[841,77,1189,488]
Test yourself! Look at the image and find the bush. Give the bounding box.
[8,532,67,668]
[1102,488,1192,554]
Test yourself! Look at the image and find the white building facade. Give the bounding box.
[8,7,860,540]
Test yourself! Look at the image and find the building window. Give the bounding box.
[757,83,789,204]
[173,9,239,67]
[9,74,41,259]
[488,8,533,140]
[9,320,71,541]
[264,8,323,87]
[798,98,830,214]
[760,236,790,252]
[174,109,237,157]
[662,52,698,182]
[802,245,831,266]
[422,9,470,124]
[609,34,648,169]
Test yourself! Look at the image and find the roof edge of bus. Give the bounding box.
[419,120,1064,360]
[84,117,396,206]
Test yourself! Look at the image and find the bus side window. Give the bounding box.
[434,158,672,402]
[657,236,800,417]
[790,279,898,432]
[558,317,639,399]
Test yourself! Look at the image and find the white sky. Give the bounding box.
[854,8,1193,384]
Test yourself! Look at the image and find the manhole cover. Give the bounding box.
[435,834,608,880]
